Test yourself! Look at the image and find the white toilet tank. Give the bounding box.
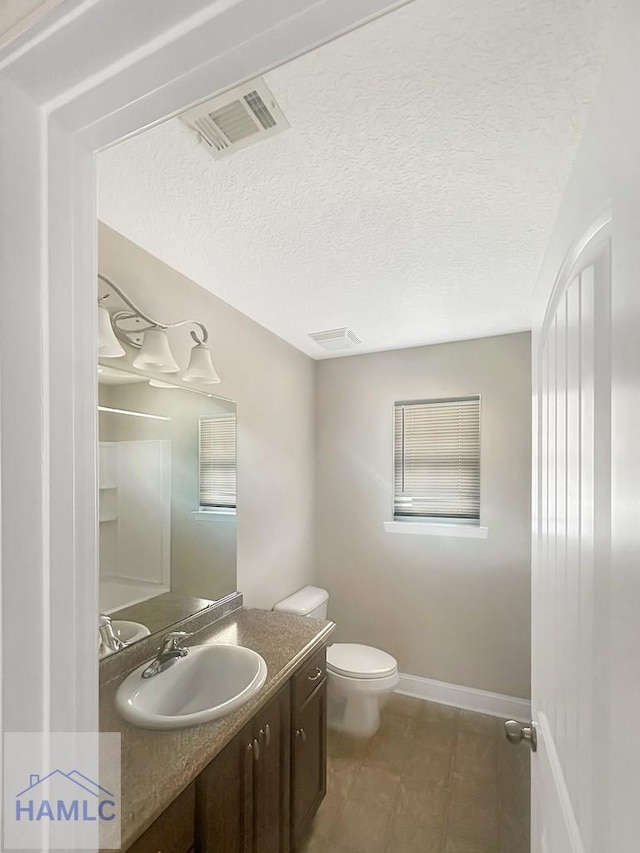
[273,586,329,620]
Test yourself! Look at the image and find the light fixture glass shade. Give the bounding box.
[98,306,125,357]
[133,329,180,373]
[182,343,221,384]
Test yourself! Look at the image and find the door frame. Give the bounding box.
[0,0,408,758]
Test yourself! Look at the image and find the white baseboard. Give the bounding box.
[396,673,531,723]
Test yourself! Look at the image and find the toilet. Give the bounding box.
[274,586,399,738]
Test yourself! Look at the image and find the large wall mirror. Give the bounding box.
[98,364,237,657]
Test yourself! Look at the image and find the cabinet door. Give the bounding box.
[252,685,291,853]
[196,723,254,853]
[128,783,195,853]
[291,678,327,849]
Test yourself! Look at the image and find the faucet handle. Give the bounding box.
[160,631,190,653]
[98,614,125,653]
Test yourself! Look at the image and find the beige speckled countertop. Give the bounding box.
[100,608,335,851]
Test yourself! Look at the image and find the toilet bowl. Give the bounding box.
[326,643,399,737]
[273,587,399,738]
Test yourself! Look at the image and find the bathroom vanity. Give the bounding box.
[197,645,327,853]
[100,607,333,853]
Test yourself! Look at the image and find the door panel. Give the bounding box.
[252,685,290,853]
[128,783,195,853]
[291,679,327,847]
[197,723,254,853]
[533,229,610,853]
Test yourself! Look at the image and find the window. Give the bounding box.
[198,415,237,511]
[394,396,480,522]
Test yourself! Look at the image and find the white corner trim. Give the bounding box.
[396,673,531,722]
[383,521,489,538]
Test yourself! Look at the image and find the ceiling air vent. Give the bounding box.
[180,78,289,159]
[309,328,362,352]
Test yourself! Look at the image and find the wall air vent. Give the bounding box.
[309,328,362,352]
[179,78,289,159]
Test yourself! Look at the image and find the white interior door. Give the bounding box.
[531,219,611,853]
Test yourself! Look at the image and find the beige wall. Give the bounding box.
[315,332,531,699]
[99,222,316,608]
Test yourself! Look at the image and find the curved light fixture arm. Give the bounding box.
[98,273,209,347]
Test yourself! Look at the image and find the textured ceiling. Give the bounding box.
[98,0,620,358]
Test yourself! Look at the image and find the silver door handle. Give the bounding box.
[295,727,306,743]
[253,737,260,760]
[308,667,323,681]
[504,720,537,752]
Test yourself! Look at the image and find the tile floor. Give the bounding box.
[303,695,530,853]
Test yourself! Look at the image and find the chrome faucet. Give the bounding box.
[99,614,125,653]
[141,631,190,679]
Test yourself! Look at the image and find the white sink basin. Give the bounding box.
[115,644,268,730]
[99,620,150,658]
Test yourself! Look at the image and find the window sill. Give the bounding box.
[192,510,237,521]
[383,521,488,539]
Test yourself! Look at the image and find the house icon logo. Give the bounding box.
[15,770,117,823]
[4,731,121,850]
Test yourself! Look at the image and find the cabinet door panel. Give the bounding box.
[196,724,253,853]
[291,679,327,848]
[128,783,195,853]
[253,685,290,853]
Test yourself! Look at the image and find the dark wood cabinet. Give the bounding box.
[128,783,195,853]
[252,686,290,853]
[196,725,254,853]
[290,650,327,850]
[128,645,327,853]
[196,684,291,853]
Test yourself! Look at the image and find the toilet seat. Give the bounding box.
[327,643,397,680]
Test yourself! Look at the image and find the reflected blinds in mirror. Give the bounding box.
[199,415,237,509]
[394,397,480,520]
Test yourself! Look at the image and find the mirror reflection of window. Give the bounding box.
[198,415,237,513]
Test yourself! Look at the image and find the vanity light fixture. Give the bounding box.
[98,273,221,384]
[134,328,180,373]
[183,342,220,384]
[98,304,126,358]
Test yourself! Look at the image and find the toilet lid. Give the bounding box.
[327,643,397,679]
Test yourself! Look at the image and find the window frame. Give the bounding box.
[197,414,237,515]
[390,395,483,529]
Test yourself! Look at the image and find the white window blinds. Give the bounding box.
[199,415,237,509]
[394,397,480,520]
